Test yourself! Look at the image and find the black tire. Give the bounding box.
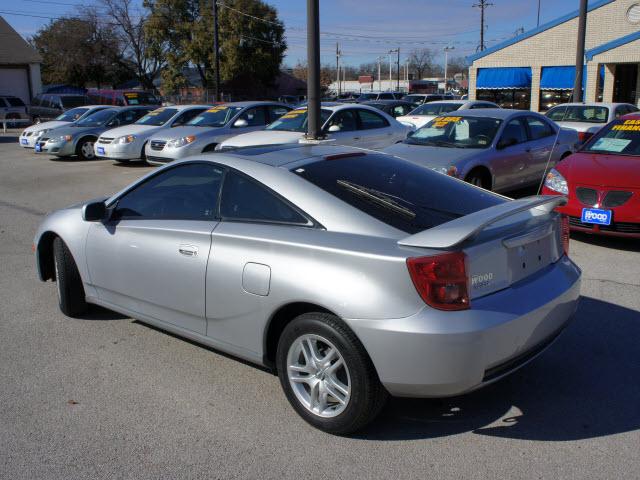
[140,143,147,162]
[276,312,388,435]
[466,170,491,190]
[201,143,218,153]
[52,237,87,317]
[75,137,96,160]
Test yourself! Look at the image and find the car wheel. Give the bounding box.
[52,237,87,317]
[466,170,491,190]
[201,143,218,153]
[276,312,388,435]
[32,116,41,124]
[140,143,147,162]
[76,138,96,160]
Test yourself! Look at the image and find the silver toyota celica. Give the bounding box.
[34,145,581,434]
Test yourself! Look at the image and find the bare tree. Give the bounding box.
[407,48,435,80]
[100,0,165,89]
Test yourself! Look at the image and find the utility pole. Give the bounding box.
[473,0,493,52]
[388,54,392,90]
[213,0,221,102]
[388,48,399,90]
[377,55,384,91]
[573,0,587,102]
[306,0,321,139]
[396,48,400,91]
[336,43,341,96]
[537,0,541,27]
[443,45,455,92]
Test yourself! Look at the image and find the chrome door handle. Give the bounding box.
[178,244,198,257]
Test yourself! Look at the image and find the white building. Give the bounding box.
[467,0,640,112]
[0,16,42,104]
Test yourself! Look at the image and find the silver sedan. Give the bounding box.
[34,145,581,434]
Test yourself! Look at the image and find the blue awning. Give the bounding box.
[476,67,532,89]
[540,66,588,90]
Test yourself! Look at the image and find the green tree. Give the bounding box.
[31,13,130,87]
[144,0,286,96]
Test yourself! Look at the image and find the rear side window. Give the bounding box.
[220,171,309,225]
[293,154,504,234]
[357,110,389,129]
[6,97,25,107]
[525,116,555,140]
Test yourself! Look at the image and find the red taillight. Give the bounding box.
[577,131,593,143]
[561,214,570,255]
[406,252,469,311]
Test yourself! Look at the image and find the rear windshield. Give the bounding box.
[135,108,178,126]
[6,97,25,107]
[546,105,609,123]
[122,92,160,105]
[266,108,332,132]
[582,118,640,156]
[411,103,463,116]
[60,96,87,108]
[293,153,504,234]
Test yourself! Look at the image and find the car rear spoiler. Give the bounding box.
[398,195,567,249]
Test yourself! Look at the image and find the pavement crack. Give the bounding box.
[583,277,640,288]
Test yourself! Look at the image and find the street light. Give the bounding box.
[389,48,400,91]
[443,46,455,93]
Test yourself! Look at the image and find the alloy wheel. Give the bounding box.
[286,334,351,418]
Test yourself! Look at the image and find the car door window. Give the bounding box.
[239,107,267,126]
[357,109,389,130]
[500,118,528,144]
[220,170,309,225]
[525,116,554,140]
[114,163,223,221]
[327,110,358,132]
[267,105,291,123]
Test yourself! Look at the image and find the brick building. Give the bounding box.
[467,0,640,112]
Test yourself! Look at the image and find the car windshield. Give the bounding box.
[411,103,463,116]
[293,153,504,234]
[5,97,25,107]
[266,108,332,132]
[582,118,640,156]
[547,105,609,123]
[60,96,87,108]
[187,106,243,127]
[135,108,178,126]
[55,107,89,122]
[123,92,160,105]
[75,109,116,127]
[405,115,502,149]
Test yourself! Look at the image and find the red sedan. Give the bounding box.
[542,113,640,238]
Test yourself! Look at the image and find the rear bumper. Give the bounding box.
[347,255,581,398]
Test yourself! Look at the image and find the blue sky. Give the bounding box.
[1,0,585,67]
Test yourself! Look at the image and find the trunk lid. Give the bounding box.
[399,196,567,299]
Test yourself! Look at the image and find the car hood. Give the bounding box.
[556,121,605,133]
[150,125,222,141]
[557,152,640,188]
[99,124,159,138]
[221,130,304,147]
[24,120,69,133]
[382,142,482,167]
[53,124,106,137]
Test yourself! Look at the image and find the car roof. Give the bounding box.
[424,100,466,104]
[622,112,640,119]
[361,100,411,105]
[222,101,288,107]
[549,102,629,108]
[163,104,212,110]
[205,143,366,168]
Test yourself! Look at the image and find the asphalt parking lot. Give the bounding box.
[1,129,639,479]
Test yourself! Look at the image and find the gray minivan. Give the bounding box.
[29,94,89,123]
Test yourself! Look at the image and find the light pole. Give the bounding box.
[388,48,399,91]
[443,46,455,93]
[376,55,384,91]
[573,0,587,102]
[306,0,321,139]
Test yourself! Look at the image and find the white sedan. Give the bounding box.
[19,106,108,148]
[545,102,639,143]
[94,105,210,162]
[217,103,410,151]
[396,100,499,130]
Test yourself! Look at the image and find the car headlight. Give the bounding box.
[56,134,73,142]
[167,135,196,148]
[114,135,136,144]
[430,165,458,177]
[34,128,50,137]
[544,168,568,194]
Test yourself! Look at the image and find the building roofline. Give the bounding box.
[585,30,640,61]
[466,0,615,64]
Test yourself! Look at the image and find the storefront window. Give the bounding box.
[539,90,574,112]
[476,89,531,110]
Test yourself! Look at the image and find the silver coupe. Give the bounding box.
[34,145,581,434]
